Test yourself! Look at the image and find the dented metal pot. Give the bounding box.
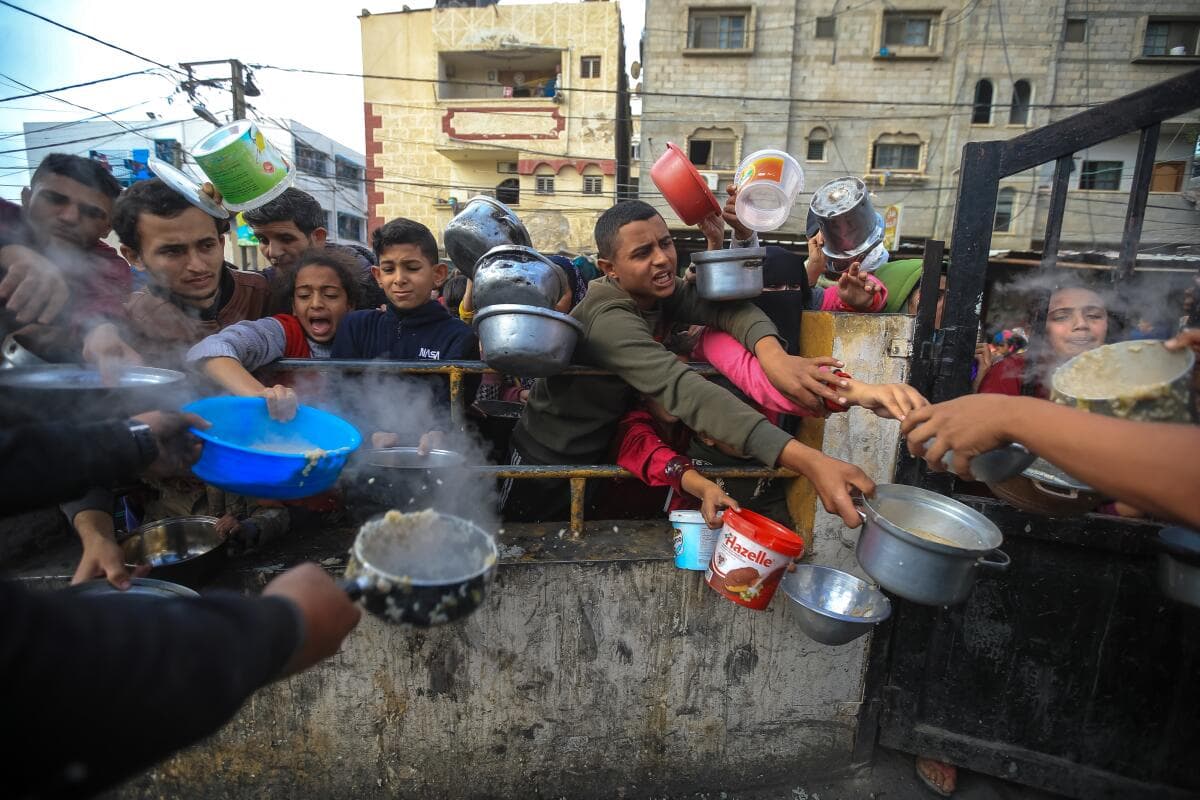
[471,245,568,310]
[443,196,532,280]
[809,177,884,272]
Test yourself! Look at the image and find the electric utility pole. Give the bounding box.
[179,59,258,121]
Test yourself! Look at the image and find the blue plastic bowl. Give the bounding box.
[183,397,362,500]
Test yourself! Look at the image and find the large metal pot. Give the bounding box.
[0,364,189,421]
[854,484,1009,606]
[120,516,228,589]
[474,303,583,378]
[342,447,468,522]
[809,177,884,272]
[987,456,1102,516]
[690,246,766,301]
[1051,339,1195,423]
[443,196,532,280]
[340,510,498,626]
[471,245,568,310]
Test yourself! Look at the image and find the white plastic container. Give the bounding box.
[733,149,804,232]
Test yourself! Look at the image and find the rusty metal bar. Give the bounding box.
[471,464,792,479]
[448,366,464,426]
[272,358,720,377]
[569,477,586,536]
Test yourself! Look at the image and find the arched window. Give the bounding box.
[687,127,738,170]
[496,178,519,205]
[972,79,994,124]
[806,127,829,162]
[993,187,1016,232]
[1009,80,1032,126]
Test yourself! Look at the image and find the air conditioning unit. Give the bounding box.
[697,171,720,190]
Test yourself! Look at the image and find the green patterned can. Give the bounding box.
[192,120,292,211]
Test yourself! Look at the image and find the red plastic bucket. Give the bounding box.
[649,142,723,225]
[706,508,805,610]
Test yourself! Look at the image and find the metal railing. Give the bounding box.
[269,358,793,533]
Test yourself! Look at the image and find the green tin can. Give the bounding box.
[193,120,292,211]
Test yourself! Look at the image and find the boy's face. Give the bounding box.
[599,215,677,309]
[21,173,113,250]
[292,263,350,343]
[121,207,224,309]
[373,243,445,311]
[251,220,326,271]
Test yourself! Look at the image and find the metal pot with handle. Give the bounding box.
[853,484,1009,606]
[1051,339,1195,423]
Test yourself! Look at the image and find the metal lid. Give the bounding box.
[148,156,231,220]
[65,577,200,599]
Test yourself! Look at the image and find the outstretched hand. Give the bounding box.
[722,184,752,241]
[901,394,1014,478]
[835,262,881,311]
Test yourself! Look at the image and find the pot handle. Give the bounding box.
[1031,479,1079,500]
[338,576,366,601]
[977,549,1011,572]
[849,488,868,523]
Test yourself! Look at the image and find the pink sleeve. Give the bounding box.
[694,330,812,417]
[820,273,888,312]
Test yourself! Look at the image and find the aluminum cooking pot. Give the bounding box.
[810,177,884,271]
[853,484,1009,606]
[343,447,468,522]
[690,246,765,301]
[471,245,568,310]
[987,457,1101,517]
[475,303,583,378]
[1051,339,1195,423]
[443,196,532,280]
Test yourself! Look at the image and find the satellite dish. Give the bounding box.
[630,61,641,79]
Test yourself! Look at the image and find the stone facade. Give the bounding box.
[360,3,629,255]
[638,0,1200,251]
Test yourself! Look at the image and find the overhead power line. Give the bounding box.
[0,70,157,103]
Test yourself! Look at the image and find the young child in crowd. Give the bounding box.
[505,200,875,527]
[331,218,477,451]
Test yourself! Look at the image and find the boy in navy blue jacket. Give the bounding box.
[332,218,476,448]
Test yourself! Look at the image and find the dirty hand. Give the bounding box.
[848,381,929,421]
[781,442,875,528]
[72,515,150,590]
[0,244,71,325]
[696,212,726,251]
[682,469,739,528]
[200,182,225,207]
[805,231,826,287]
[214,512,242,539]
[835,262,879,311]
[82,323,144,375]
[260,384,299,422]
[133,410,210,477]
[1165,328,1200,357]
[757,347,845,415]
[264,562,361,676]
[722,184,752,241]
[901,394,1015,478]
[974,342,993,374]
[417,430,445,455]
[371,431,401,449]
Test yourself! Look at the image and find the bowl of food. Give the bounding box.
[120,516,227,588]
[183,397,362,500]
[779,564,892,646]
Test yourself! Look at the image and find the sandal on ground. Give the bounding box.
[915,756,957,797]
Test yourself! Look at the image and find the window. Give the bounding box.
[1079,160,1122,190]
[883,12,936,47]
[581,56,601,79]
[972,79,994,125]
[535,175,555,195]
[816,16,836,39]
[497,162,518,174]
[1009,80,1032,126]
[295,144,328,177]
[583,175,604,194]
[688,9,749,50]
[630,141,641,161]
[993,187,1016,232]
[871,134,923,172]
[337,213,363,242]
[687,135,736,170]
[1064,18,1087,43]
[335,158,363,190]
[1143,19,1200,56]
[497,178,519,205]
[806,127,828,162]
[1150,161,1186,193]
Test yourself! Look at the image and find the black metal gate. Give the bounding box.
[860,68,1200,798]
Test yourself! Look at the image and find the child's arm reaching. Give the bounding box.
[187,318,298,421]
[837,378,929,421]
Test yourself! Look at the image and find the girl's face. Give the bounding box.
[292,264,350,343]
[1044,287,1107,360]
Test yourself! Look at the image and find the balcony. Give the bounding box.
[438,48,563,101]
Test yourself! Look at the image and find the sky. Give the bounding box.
[0,0,645,200]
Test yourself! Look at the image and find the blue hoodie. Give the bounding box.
[332,299,476,362]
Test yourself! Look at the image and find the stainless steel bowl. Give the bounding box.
[443,196,532,280]
[779,565,892,646]
[474,303,584,378]
[810,177,884,270]
[121,516,227,588]
[471,245,568,310]
[691,247,766,301]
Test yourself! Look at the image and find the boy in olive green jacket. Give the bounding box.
[503,201,875,525]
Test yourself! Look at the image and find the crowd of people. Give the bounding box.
[2,150,1198,797]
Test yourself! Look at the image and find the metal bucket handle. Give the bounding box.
[977,549,1011,572]
[1031,479,1079,500]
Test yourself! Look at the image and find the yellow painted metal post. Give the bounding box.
[448,367,464,427]
[785,311,834,553]
[569,477,586,537]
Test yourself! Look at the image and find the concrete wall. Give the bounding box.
[115,311,915,799]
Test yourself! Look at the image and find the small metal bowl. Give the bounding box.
[121,516,228,588]
[779,565,892,646]
[474,303,584,378]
